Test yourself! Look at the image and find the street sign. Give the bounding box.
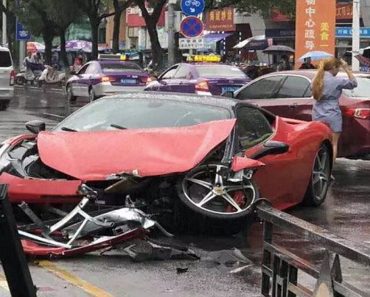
[179,37,206,49]
[16,21,30,41]
[181,0,205,16]
[180,17,204,38]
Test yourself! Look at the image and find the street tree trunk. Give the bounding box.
[136,0,166,71]
[43,31,53,65]
[90,17,100,60]
[112,0,121,53]
[59,28,68,68]
[146,19,163,69]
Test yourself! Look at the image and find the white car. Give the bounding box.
[0,46,15,111]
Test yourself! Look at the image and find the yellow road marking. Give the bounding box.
[0,274,9,291]
[37,260,113,297]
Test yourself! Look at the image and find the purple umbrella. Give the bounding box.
[58,40,92,52]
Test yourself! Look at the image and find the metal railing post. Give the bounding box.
[0,184,37,297]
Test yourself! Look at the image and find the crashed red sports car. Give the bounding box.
[0,92,332,230]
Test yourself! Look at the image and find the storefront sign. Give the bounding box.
[179,37,205,49]
[295,0,336,67]
[336,3,352,20]
[336,27,370,39]
[205,7,235,31]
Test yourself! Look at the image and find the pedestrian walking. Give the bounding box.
[299,57,316,69]
[311,58,357,167]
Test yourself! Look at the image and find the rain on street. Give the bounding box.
[0,86,369,297]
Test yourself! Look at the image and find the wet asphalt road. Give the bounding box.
[0,86,369,297]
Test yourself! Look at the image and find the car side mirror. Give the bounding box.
[25,120,46,134]
[231,156,265,172]
[250,140,289,160]
[222,91,234,98]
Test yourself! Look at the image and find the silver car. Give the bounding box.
[0,46,15,110]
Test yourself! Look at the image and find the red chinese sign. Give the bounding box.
[336,3,352,20]
[295,0,336,68]
[205,7,235,31]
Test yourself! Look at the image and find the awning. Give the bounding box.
[203,33,233,43]
[233,35,268,50]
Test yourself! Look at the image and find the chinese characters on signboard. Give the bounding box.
[179,37,206,49]
[336,4,352,20]
[295,0,335,67]
[205,7,235,31]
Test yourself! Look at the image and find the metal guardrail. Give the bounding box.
[256,202,370,297]
[0,184,37,297]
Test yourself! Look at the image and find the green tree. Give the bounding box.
[76,0,119,59]
[46,0,81,67]
[16,0,59,64]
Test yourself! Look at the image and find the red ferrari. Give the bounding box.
[0,93,332,229]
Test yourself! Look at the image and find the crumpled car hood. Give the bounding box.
[37,119,236,180]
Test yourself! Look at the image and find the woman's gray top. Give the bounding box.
[312,71,357,132]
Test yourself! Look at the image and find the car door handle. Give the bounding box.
[289,103,298,109]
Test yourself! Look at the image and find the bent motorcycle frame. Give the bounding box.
[18,184,170,257]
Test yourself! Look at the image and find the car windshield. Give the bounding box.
[196,65,247,78]
[343,77,370,98]
[54,97,231,132]
[101,62,142,73]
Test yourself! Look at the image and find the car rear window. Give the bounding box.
[196,65,247,78]
[101,63,141,73]
[342,77,370,98]
[0,51,12,67]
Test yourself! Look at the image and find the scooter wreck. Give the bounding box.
[17,184,190,259]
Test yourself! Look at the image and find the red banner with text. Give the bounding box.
[295,0,336,68]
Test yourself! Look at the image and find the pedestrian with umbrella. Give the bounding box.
[311,58,357,173]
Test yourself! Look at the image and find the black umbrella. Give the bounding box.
[262,45,295,55]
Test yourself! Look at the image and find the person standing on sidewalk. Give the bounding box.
[311,58,357,166]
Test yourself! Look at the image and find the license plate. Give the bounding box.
[221,86,240,93]
[121,79,137,84]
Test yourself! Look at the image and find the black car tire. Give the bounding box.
[89,87,96,102]
[66,84,77,102]
[177,164,259,220]
[0,101,8,111]
[303,143,332,206]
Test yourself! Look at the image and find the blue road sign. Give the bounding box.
[16,21,30,41]
[181,0,205,16]
[180,16,204,38]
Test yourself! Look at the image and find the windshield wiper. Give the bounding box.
[110,124,127,130]
[61,127,78,132]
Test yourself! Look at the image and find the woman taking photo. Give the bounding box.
[311,58,357,168]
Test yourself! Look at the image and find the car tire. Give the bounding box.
[177,164,259,220]
[170,198,256,235]
[303,143,332,206]
[66,84,77,102]
[0,101,9,111]
[88,87,96,102]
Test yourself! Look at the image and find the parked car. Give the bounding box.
[144,63,250,96]
[0,92,332,232]
[65,59,149,102]
[224,70,370,159]
[0,46,15,111]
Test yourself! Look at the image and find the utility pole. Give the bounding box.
[352,0,360,71]
[2,0,6,46]
[168,0,176,66]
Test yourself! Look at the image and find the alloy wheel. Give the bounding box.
[180,164,258,219]
[311,146,331,202]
